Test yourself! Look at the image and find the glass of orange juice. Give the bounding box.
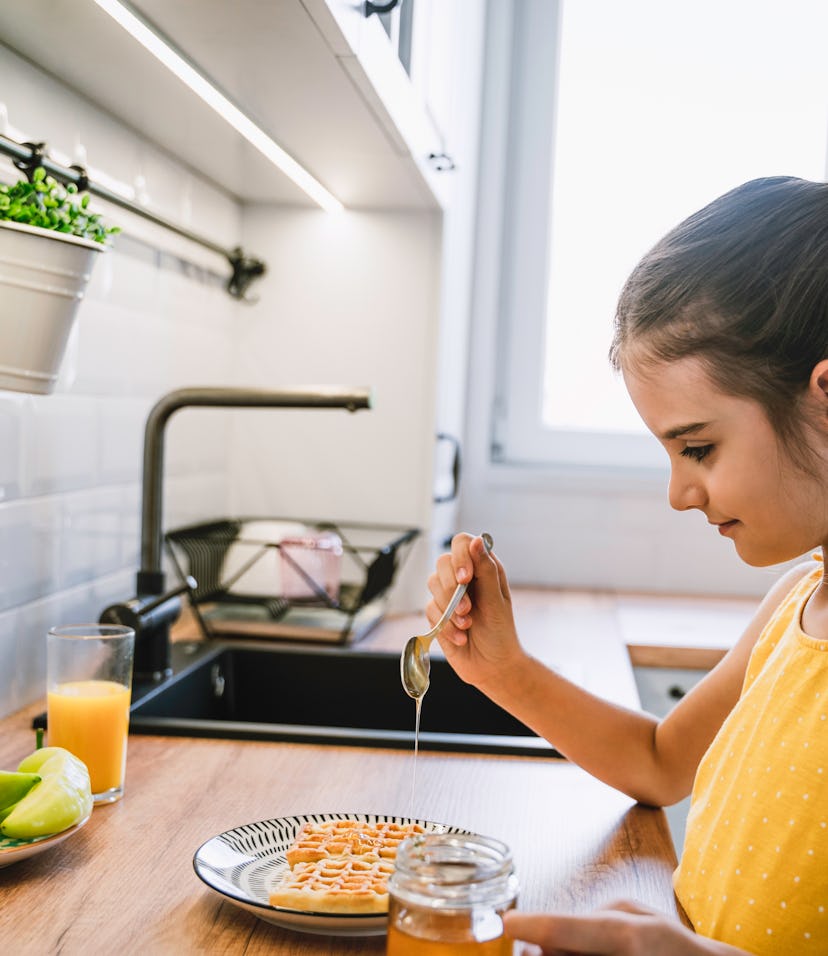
[47,624,135,804]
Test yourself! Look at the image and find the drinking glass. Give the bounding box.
[47,624,135,804]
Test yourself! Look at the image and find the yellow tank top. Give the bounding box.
[674,562,828,953]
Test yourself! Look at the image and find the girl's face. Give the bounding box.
[624,356,827,567]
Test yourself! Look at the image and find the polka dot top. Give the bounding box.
[673,561,828,953]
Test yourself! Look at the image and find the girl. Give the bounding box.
[428,177,828,955]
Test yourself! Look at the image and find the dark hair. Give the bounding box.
[610,176,828,467]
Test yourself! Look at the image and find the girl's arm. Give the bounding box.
[430,534,815,806]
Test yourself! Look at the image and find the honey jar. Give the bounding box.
[386,832,518,955]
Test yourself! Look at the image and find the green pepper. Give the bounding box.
[0,747,93,839]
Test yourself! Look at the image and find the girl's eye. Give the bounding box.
[680,444,713,463]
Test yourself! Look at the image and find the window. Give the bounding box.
[460,0,827,593]
[495,0,828,470]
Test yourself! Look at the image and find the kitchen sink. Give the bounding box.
[129,640,559,758]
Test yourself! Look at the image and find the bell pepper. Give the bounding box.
[0,747,93,839]
[0,770,41,823]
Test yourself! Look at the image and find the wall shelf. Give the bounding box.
[0,133,266,300]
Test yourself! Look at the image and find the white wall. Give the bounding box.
[230,206,442,613]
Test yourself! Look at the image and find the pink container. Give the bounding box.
[279,531,343,601]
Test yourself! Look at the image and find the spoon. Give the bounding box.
[400,533,494,700]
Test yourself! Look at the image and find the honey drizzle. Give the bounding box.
[409,696,423,817]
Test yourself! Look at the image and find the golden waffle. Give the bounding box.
[269,818,425,914]
[268,856,396,914]
[285,818,424,867]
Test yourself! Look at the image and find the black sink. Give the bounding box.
[129,640,558,758]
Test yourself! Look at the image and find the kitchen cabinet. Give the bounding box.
[407,0,475,197]
[311,0,478,209]
[0,0,472,211]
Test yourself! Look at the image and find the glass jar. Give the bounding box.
[386,832,519,955]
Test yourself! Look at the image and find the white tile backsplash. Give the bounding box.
[0,498,62,612]
[119,485,142,572]
[0,393,26,502]
[24,396,100,496]
[93,569,140,618]
[0,46,244,719]
[11,597,51,716]
[59,487,126,589]
[0,609,19,711]
[98,398,154,486]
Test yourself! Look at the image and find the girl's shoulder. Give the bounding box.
[759,556,821,622]
[771,554,823,607]
[750,555,823,647]
[718,557,822,677]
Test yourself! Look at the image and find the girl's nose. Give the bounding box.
[668,466,708,512]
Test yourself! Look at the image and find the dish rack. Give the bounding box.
[164,518,419,645]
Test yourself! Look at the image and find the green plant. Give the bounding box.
[0,166,119,244]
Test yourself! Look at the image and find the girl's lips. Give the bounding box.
[716,520,738,537]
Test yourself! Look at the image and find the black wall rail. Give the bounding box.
[0,133,266,300]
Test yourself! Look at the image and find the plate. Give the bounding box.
[193,812,469,937]
[0,813,92,868]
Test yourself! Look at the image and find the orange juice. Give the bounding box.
[48,679,131,794]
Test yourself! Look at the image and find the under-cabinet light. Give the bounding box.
[90,0,344,214]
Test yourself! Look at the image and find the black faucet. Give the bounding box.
[101,386,372,681]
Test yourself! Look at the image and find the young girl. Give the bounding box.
[427,177,828,955]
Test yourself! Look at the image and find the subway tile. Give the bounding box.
[59,488,126,589]
[55,583,99,629]
[23,395,100,496]
[0,498,62,612]
[98,398,151,486]
[72,299,168,397]
[94,569,137,615]
[0,600,46,720]
[120,484,141,572]
[9,594,59,719]
[0,393,26,502]
[0,608,18,716]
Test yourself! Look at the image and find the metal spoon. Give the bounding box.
[400,533,494,700]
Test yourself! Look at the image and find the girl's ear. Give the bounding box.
[811,359,828,417]
[813,359,828,397]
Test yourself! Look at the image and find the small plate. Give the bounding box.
[193,812,469,937]
[0,813,92,868]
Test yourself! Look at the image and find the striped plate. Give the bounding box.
[192,811,469,937]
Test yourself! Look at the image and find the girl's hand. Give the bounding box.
[504,903,748,955]
[426,533,526,691]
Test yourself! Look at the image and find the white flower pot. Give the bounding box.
[0,219,104,394]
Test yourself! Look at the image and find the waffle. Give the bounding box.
[285,818,424,867]
[269,856,396,913]
[269,819,425,914]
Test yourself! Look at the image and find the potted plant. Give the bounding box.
[0,167,119,394]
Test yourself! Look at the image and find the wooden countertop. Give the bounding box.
[0,590,681,954]
[615,591,756,671]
